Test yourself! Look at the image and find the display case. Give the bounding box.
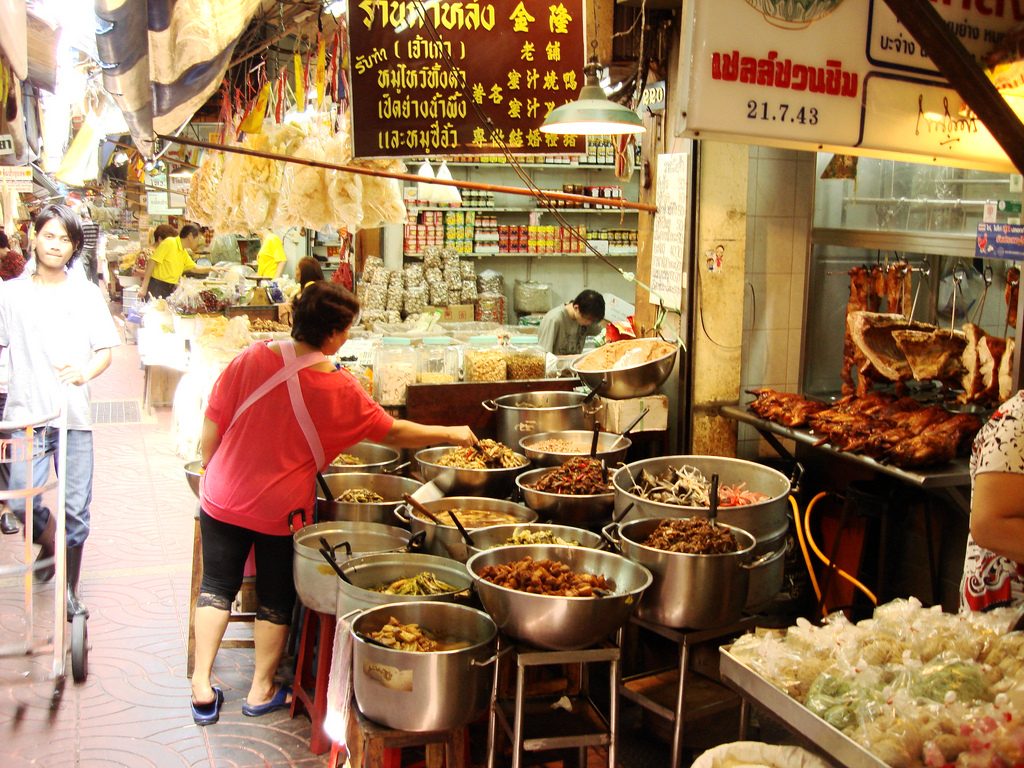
[803,155,1022,397]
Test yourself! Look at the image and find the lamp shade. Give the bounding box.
[541,60,646,136]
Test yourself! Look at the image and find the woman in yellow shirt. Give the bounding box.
[255,230,287,278]
[140,224,207,298]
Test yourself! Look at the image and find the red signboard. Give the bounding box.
[347,0,585,158]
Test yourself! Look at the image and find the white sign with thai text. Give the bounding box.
[677,0,1024,171]
[0,166,32,191]
[649,153,689,312]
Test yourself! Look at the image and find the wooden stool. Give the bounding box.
[186,509,256,678]
[291,607,337,755]
[332,705,469,768]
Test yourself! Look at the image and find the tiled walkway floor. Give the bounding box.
[0,337,736,768]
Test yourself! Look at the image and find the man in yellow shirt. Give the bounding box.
[140,224,207,298]
[255,229,287,278]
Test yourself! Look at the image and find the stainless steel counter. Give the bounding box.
[720,647,888,768]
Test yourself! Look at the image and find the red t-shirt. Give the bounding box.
[201,342,394,535]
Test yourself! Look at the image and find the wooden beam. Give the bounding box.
[881,0,1024,173]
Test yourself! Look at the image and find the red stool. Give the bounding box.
[290,608,337,755]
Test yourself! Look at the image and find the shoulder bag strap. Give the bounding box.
[281,341,328,468]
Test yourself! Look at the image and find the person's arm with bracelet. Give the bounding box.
[381,420,476,448]
[970,471,1024,564]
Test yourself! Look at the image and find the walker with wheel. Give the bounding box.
[0,406,87,714]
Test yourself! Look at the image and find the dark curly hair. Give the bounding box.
[291,281,360,347]
[33,204,84,266]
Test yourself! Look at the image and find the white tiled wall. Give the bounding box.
[739,146,816,459]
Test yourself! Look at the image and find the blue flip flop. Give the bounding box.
[242,685,291,717]
[191,687,224,726]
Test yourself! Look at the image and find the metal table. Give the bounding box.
[720,647,887,768]
[487,639,620,768]
[720,405,971,514]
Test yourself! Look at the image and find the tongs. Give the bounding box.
[609,407,649,450]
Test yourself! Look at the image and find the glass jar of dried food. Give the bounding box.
[505,336,546,380]
[464,336,507,382]
[417,336,460,384]
[374,337,417,405]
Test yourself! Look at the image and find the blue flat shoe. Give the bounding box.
[242,684,291,717]
[191,687,224,726]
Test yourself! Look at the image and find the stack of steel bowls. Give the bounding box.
[335,552,471,616]
[396,497,537,561]
[351,602,497,732]
[461,523,603,560]
[466,544,652,650]
[515,467,615,528]
[518,429,631,468]
[414,445,530,498]
[316,472,423,524]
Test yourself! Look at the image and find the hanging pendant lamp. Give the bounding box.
[540,57,646,136]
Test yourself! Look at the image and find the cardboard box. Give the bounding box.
[440,304,475,322]
[602,292,635,325]
[599,395,669,433]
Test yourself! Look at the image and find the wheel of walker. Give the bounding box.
[71,614,88,683]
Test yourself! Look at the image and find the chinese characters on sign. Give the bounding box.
[348,0,585,158]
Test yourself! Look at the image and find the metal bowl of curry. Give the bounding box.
[395,497,537,561]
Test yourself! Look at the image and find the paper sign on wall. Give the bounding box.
[649,153,689,311]
[977,222,1024,261]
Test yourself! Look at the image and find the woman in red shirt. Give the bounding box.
[190,281,476,724]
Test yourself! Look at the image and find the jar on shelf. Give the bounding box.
[464,336,507,382]
[374,337,417,405]
[506,336,546,380]
[417,336,460,384]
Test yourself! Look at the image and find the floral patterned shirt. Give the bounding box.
[960,390,1024,612]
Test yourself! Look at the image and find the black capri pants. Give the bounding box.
[198,509,296,622]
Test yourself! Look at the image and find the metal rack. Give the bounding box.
[617,615,761,768]
[0,408,87,711]
[486,638,621,768]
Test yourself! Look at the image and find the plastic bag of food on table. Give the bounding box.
[513,280,553,314]
[429,284,450,307]
[404,286,428,316]
[460,279,478,303]
[386,271,404,312]
[403,263,425,290]
[363,255,385,285]
[461,260,476,279]
[691,742,832,768]
[423,247,442,271]
[477,268,503,294]
[475,292,506,323]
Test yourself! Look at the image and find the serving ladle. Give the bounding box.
[447,510,476,548]
[709,473,720,529]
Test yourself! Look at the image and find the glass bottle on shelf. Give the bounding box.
[374,337,417,405]
[505,336,546,380]
[417,336,460,384]
[463,336,507,382]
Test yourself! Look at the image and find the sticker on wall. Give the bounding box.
[705,245,725,272]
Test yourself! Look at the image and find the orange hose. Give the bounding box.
[804,492,879,608]
[790,495,824,616]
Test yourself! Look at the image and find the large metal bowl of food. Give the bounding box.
[325,441,402,474]
[396,497,537,560]
[351,601,497,732]
[607,517,767,629]
[184,460,203,499]
[519,430,631,468]
[481,391,597,448]
[463,523,604,560]
[293,521,415,614]
[414,442,530,498]
[335,552,472,616]
[466,545,652,650]
[571,338,679,400]
[515,465,616,528]
[316,472,423,524]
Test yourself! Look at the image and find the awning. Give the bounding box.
[94,0,272,158]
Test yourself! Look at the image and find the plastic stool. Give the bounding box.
[291,607,337,755]
[333,705,468,768]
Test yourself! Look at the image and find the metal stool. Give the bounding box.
[291,607,337,755]
[186,509,256,677]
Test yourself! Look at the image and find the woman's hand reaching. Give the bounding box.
[446,426,478,447]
